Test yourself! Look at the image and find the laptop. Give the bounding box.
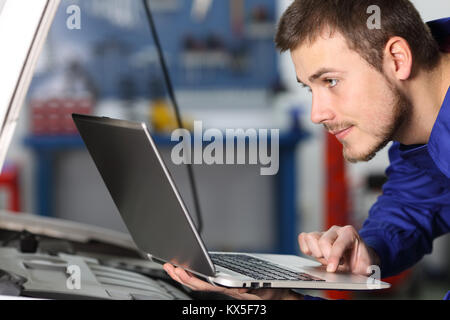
[73,113,390,290]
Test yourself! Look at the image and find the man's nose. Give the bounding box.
[310,97,335,124]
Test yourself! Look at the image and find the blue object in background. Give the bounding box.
[29,0,279,100]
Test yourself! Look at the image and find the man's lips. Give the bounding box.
[331,126,353,139]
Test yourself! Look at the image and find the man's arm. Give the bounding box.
[359,142,450,278]
[299,142,450,278]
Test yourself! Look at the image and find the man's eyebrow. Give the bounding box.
[297,68,344,85]
[309,68,340,82]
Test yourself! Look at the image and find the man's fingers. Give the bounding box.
[299,226,365,274]
[164,263,224,293]
[175,268,220,292]
[299,232,323,258]
[174,267,205,290]
[318,227,339,260]
[164,264,198,291]
[163,264,189,287]
[298,233,311,255]
[304,232,324,259]
[326,229,356,272]
[163,263,177,281]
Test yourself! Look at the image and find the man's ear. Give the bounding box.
[383,36,413,81]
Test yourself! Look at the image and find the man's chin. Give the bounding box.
[343,150,377,163]
[342,140,389,163]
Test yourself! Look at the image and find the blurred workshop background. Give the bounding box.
[1,0,448,299]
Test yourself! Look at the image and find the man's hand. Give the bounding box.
[298,225,380,275]
[163,225,378,299]
[163,263,303,300]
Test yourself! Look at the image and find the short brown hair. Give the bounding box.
[275,0,441,73]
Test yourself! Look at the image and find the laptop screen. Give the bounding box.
[73,114,216,277]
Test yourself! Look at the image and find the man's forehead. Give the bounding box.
[290,32,356,83]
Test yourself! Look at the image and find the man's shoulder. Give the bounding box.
[384,142,444,178]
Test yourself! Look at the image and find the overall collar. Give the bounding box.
[428,86,450,177]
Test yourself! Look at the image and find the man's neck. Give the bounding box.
[399,53,450,145]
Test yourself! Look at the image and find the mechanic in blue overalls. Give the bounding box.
[164,0,450,300]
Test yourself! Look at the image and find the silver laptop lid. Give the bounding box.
[72,114,216,277]
[0,0,60,172]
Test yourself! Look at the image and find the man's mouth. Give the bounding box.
[331,126,353,140]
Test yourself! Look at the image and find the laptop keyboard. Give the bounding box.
[210,254,325,281]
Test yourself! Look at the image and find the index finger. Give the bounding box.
[326,232,355,272]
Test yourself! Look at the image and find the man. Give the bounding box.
[164,0,450,300]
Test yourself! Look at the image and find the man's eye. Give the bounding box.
[326,79,339,88]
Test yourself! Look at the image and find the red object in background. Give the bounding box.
[325,133,349,228]
[31,98,93,135]
[379,269,413,295]
[324,132,352,300]
[0,164,21,212]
